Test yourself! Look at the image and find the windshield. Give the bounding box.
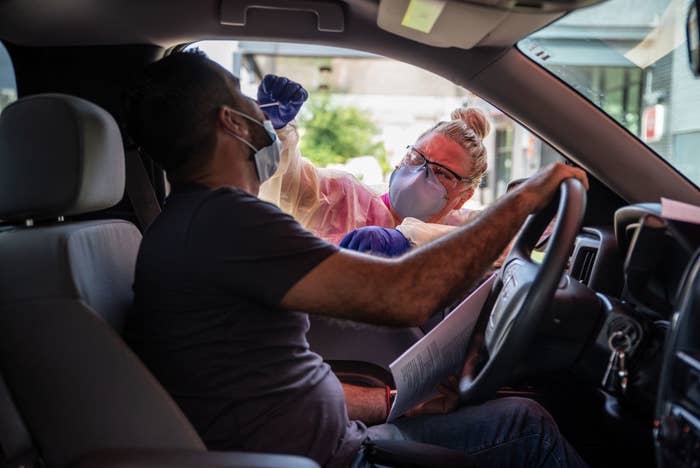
[520,0,700,187]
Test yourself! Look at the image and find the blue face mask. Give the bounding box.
[388,164,447,221]
[226,108,282,183]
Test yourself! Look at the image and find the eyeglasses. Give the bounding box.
[403,145,473,188]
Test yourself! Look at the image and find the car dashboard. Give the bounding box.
[542,202,700,467]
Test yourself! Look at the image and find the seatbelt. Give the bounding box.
[124,146,162,231]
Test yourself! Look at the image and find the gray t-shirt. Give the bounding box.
[125,184,367,467]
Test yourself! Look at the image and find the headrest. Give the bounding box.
[0,94,125,221]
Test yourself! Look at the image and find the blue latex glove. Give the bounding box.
[340,227,411,257]
[257,74,309,130]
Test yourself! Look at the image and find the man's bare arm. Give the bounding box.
[281,163,588,328]
[342,383,387,425]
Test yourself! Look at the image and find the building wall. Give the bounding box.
[670,43,700,135]
[669,34,700,183]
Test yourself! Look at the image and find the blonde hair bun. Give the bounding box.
[450,107,491,141]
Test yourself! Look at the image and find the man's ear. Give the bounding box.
[219,106,249,139]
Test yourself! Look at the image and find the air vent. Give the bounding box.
[571,246,597,285]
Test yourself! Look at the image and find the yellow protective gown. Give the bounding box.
[259,123,480,246]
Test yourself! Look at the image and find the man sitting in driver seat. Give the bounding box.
[124,50,588,468]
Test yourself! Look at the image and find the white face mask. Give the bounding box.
[226,107,282,183]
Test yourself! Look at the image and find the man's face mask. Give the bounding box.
[226,107,281,183]
[388,163,447,221]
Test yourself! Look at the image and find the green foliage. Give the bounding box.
[298,95,389,171]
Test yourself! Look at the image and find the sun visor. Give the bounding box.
[376,0,570,49]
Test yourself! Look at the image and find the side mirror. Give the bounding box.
[688,0,700,77]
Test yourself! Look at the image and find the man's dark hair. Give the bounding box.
[125,50,239,181]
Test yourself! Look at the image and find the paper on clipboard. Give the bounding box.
[387,274,495,421]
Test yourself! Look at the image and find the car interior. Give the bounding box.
[1,0,700,467]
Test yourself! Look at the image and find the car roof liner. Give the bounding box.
[0,0,582,98]
[0,0,514,86]
[0,0,578,49]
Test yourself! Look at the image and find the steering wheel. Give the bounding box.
[459,178,587,403]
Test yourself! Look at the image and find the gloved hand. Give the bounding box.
[340,227,411,257]
[257,74,309,130]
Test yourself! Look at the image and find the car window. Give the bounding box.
[187,40,563,209]
[0,41,17,113]
[520,0,700,187]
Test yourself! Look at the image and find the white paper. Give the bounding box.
[387,274,495,421]
[661,197,700,224]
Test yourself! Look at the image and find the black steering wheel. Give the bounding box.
[459,178,587,403]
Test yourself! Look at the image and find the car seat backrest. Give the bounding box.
[0,93,138,332]
[0,94,205,467]
[0,219,141,332]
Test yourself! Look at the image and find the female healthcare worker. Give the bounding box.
[257,74,489,256]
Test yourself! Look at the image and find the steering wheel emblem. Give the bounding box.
[501,275,514,301]
[489,271,518,332]
[500,263,520,301]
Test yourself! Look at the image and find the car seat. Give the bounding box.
[0,94,318,468]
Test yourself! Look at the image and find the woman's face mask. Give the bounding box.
[388,164,447,221]
[226,107,281,183]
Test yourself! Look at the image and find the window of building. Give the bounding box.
[545,65,644,136]
[494,127,514,197]
[0,42,17,113]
